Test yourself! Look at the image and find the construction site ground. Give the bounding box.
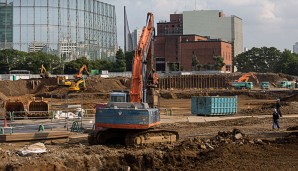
[0,73,298,170]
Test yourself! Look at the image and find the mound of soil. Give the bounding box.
[85,76,128,93]
[0,127,297,171]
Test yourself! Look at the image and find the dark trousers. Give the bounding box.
[272,119,280,129]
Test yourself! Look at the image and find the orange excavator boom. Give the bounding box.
[74,64,90,79]
[130,12,157,103]
[237,72,259,83]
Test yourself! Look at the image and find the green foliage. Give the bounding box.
[112,48,126,72]
[234,47,281,73]
[64,57,90,74]
[0,49,26,73]
[0,49,60,74]
[213,56,225,70]
[169,63,179,71]
[192,53,199,71]
[275,50,298,75]
[125,50,134,71]
[234,47,298,76]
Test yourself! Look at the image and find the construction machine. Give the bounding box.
[88,12,178,146]
[57,76,72,86]
[39,64,51,78]
[65,64,90,90]
[74,64,90,80]
[68,78,86,91]
[231,72,259,90]
[235,72,259,83]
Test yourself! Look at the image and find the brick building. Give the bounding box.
[157,14,183,36]
[155,10,241,73]
[154,34,232,73]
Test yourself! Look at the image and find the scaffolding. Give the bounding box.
[0,0,118,61]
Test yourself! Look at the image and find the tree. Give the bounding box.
[64,57,90,74]
[0,49,60,74]
[113,48,126,72]
[125,50,134,71]
[0,49,27,73]
[213,56,225,70]
[192,52,199,71]
[169,63,179,71]
[234,47,281,73]
[274,50,298,75]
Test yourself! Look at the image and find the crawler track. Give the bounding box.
[88,128,179,146]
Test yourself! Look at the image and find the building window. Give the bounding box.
[226,65,231,72]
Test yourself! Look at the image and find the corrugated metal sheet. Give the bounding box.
[191,96,237,116]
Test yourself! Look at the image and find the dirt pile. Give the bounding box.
[0,72,296,99]
[0,127,297,171]
[0,77,129,98]
[85,76,128,93]
[0,79,31,96]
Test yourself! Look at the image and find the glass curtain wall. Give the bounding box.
[0,0,117,61]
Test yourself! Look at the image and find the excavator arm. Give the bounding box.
[130,12,157,103]
[237,72,259,83]
[74,64,90,79]
[40,64,51,78]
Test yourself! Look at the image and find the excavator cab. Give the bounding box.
[109,90,130,103]
[57,76,72,86]
[40,64,51,78]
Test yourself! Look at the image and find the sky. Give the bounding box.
[101,0,298,52]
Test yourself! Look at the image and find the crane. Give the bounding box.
[88,12,178,146]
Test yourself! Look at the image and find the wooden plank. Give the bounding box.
[0,131,70,142]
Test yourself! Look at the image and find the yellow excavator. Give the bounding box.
[69,78,86,91]
[68,64,90,91]
[57,76,72,86]
[40,64,51,78]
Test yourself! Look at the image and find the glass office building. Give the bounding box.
[0,0,118,61]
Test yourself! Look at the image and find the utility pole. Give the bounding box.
[124,6,126,55]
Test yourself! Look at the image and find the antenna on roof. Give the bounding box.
[195,0,197,10]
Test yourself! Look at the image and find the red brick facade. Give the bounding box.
[154,35,232,73]
[157,14,183,36]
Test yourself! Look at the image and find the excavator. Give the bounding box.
[68,64,90,91]
[68,78,86,91]
[74,64,90,80]
[88,12,178,146]
[231,72,259,89]
[39,64,51,78]
[235,72,259,83]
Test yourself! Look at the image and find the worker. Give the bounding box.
[272,108,281,130]
[275,99,282,117]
